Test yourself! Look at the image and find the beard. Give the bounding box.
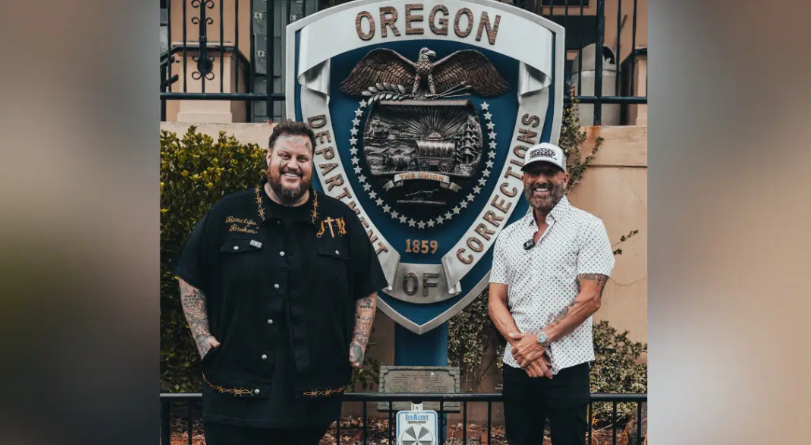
[524,180,566,212]
[267,166,310,205]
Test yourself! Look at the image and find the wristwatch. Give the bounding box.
[536,330,549,348]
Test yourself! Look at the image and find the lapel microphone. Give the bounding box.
[523,239,536,250]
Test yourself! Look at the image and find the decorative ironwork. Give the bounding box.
[191,0,216,82]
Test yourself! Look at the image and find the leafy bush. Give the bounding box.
[160,127,266,392]
[590,320,647,425]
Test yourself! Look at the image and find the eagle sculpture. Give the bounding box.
[340,47,509,100]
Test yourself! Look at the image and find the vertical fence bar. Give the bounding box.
[167,0,172,92]
[463,401,467,444]
[440,400,445,445]
[630,0,638,96]
[160,398,171,445]
[183,0,187,92]
[594,0,605,124]
[266,0,275,121]
[234,0,239,92]
[564,0,568,37]
[588,401,593,445]
[336,413,341,445]
[615,0,622,96]
[249,0,255,92]
[611,401,618,445]
[577,0,584,95]
[220,0,224,92]
[487,402,492,445]
[388,403,393,444]
[187,401,193,445]
[362,401,367,445]
[198,0,209,93]
[637,402,643,443]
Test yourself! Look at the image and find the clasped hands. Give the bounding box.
[508,332,553,379]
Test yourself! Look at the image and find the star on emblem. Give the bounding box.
[399,215,407,224]
[358,174,366,182]
[483,170,491,177]
[392,210,399,219]
[350,136,358,145]
[359,99,367,108]
[460,201,468,209]
[481,102,490,111]
[363,183,372,192]
[352,118,361,126]
[408,219,416,227]
[489,151,497,159]
[473,186,481,194]
[436,216,444,224]
[417,221,426,229]
[354,109,363,117]
[354,166,362,174]
[383,204,391,213]
[489,131,496,140]
[486,160,494,168]
[489,141,497,149]
[487,122,495,130]
[484,112,493,120]
[445,211,453,219]
[350,147,358,155]
[369,191,377,199]
[351,157,360,165]
[452,206,461,215]
[478,178,487,186]
[427,220,435,228]
[350,128,358,136]
[467,193,475,202]
[376,198,383,206]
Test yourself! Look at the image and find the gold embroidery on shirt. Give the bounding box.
[254,186,266,221]
[302,386,346,397]
[203,374,254,397]
[336,217,347,236]
[311,189,319,223]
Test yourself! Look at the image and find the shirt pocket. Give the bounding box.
[218,238,266,281]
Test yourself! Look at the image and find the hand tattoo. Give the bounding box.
[349,342,364,364]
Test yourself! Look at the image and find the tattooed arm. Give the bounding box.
[349,292,377,368]
[179,278,220,359]
[511,273,608,367]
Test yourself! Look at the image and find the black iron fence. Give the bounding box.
[160,392,646,444]
[160,0,646,124]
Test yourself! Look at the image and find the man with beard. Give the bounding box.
[173,120,387,445]
[488,143,615,445]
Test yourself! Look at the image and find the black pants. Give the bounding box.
[203,422,330,445]
[502,363,590,445]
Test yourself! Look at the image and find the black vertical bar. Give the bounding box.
[440,400,445,445]
[577,0,584,95]
[487,402,492,445]
[220,0,224,92]
[588,401,593,445]
[564,0,568,39]
[388,403,393,444]
[249,0,255,121]
[462,401,467,444]
[160,398,171,445]
[630,0,638,96]
[612,401,618,445]
[287,0,292,21]
[615,0,622,96]
[187,401,193,445]
[594,0,605,124]
[637,402,643,444]
[266,0,274,121]
[167,0,172,92]
[336,412,341,445]
[183,0,187,92]
[199,0,208,93]
[362,401,367,445]
[234,0,239,92]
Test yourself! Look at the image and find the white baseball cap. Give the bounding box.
[522,143,567,173]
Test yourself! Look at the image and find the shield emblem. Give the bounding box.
[286,0,564,334]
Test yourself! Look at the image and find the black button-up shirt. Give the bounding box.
[174,180,386,426]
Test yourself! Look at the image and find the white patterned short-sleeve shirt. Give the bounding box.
[490,196,615,374]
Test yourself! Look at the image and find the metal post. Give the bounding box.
[235,0,239,92]
[266,0,275,121]
[594,0,605,125]
[487,402,492,445]
[362,401,367,445]
[183,0,187,92]
[160,398,171,445]
[612,401,618,445]
[187,401,193,445]
[462,401,467,444]
[615,0,622,95]
[631,0,638,96]
[577,0,584,95]
[220,0,224,92]
[167,0,172,92]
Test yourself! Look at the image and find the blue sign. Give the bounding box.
[286,0,564,333]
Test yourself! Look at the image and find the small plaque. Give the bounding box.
[377,366,460,412]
